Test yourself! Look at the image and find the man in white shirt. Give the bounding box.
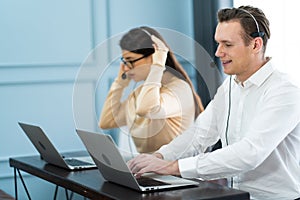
[127,5,300,200]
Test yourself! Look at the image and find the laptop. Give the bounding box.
[18,122,97,170]
[76,129,199,192]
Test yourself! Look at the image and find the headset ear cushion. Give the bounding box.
[250,32,265,38]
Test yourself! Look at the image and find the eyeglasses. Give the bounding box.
[121,53,153,69]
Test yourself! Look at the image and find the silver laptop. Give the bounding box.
[76,129,199,192]
[18,122,96,170]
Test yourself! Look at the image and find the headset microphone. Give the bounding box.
[121,72,127,80]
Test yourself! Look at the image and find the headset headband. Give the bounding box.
[239,8,265,38]
[140,28,152,37]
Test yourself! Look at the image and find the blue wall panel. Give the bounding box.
[0,0,92,65]
[107,0,194,37]
[0,0,194,198]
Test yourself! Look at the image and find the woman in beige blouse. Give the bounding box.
[99,26,204,153]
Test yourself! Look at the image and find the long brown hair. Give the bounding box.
[120,26,204,117]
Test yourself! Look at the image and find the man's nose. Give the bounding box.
[215,45,224,58]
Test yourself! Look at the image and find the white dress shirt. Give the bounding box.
[158,60,300,200]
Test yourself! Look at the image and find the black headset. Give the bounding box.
[224,8,264,188]
[225,8,265,145]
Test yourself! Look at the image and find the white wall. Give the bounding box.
[234,0,300,86]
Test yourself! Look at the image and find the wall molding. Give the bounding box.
[0,64,101,86]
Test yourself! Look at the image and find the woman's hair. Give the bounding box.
[120,26,204,117]
[217,5,270,53]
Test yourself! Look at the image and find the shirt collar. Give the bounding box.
[234,57,274,88]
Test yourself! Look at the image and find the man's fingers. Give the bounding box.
[127,154,149,173]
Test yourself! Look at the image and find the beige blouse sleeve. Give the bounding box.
[136,65,191,119]
[98,78,130,129]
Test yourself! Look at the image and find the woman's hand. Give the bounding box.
[151,35,169,67]
[127,153,180,178]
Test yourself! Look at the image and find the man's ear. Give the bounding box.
[253,37,264,52]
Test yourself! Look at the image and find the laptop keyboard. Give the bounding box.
[137,176,171,187]
[65,158,94,166]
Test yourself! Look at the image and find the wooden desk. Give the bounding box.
[9,152,250,200]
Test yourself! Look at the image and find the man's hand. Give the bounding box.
[127,153,180,178]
